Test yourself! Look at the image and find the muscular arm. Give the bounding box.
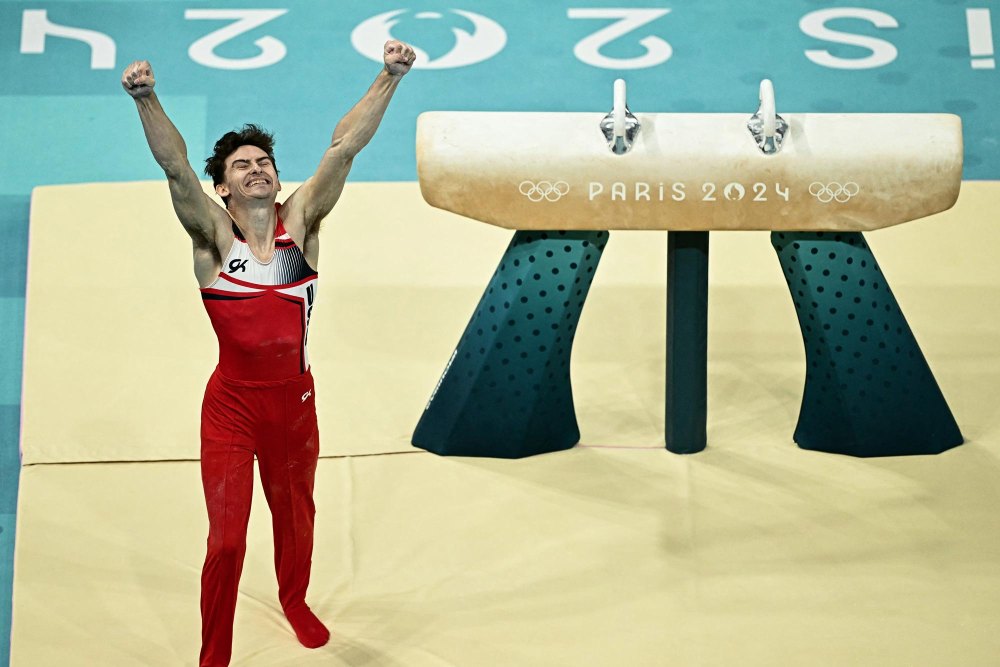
[281,40,416,236]
[123,61,223,249]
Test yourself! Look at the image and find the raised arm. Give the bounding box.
[281,40,416,235]
[122,61,223,248]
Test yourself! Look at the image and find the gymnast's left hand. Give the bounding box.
[383,40,416,76]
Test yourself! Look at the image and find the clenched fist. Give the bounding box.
[383,40,416,76]
[122,60,155,98]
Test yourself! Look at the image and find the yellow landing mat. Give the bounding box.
[12,446,1000,666]
[20,181,1000,464]
[14,181,1000,665]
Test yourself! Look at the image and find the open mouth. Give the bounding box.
[246,178,270,187]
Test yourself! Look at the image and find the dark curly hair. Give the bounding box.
[204,124,278,206]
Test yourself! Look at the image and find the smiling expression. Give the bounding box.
[216,145,281,204]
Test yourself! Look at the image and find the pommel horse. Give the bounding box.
[412,80,964,459]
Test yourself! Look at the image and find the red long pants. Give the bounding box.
[198,367,319,667]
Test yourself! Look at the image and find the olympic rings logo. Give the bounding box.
[809,181,861,204]
[519,180,570,202]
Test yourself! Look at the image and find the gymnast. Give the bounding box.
[122,39,415,667]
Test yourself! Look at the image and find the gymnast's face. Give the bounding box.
[216,145,281,205]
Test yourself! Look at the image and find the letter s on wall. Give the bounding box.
[800,8,898,70]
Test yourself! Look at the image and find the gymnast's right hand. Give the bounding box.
[121,60,155,98]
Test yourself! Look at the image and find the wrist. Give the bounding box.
[382,65,407,79]
[133,92,157,107]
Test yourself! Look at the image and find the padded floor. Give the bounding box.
[13,446,1000,666]
[20,182,1000,463]
[12,181,1000,664]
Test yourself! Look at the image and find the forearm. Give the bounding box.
[329,69,403,159]
[133,93,192,178]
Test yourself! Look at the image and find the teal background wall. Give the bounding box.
[2,1,998,663]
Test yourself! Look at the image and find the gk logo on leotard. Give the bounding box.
[228,259,248,273]
[301,389,312,403]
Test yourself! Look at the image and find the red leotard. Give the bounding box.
[200,214,318,381]
[197,207,327,666]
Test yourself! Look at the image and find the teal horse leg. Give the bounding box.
[413,230,609,458]
[772,231,962,457]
